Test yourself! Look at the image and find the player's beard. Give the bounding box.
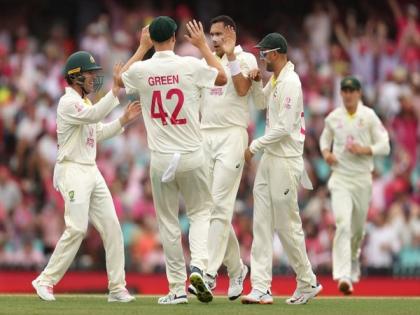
[265,61,274,72]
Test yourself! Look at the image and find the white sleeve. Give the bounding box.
[58,91,119,125]
[239,53,258,77]
[249,81,301,153]
[97,119,124,142]
[370,112,390,156]
[250,80,267,110]
[122,61,142,95]
[320,115,334,152]
[190,58,218,89]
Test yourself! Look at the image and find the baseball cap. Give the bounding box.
[149,16,178,43]
[255,33,288,53]
[340,76,361,90]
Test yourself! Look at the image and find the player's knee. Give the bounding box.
[66,225,87,239]
[335,222,351,236]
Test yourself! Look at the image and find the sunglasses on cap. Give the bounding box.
[259,48,281,59]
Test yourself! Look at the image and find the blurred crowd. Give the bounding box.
[0,0,419,277]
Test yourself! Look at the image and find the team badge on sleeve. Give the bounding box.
[69,190,75,202]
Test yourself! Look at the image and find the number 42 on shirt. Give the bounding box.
[151,88,186,125]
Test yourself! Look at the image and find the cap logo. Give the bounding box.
[67,67,81,75]
[346,79,352,85]
[90,55,95,63]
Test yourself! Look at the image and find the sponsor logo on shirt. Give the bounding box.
[210,87,223,96]
[86,126,95,148]
[74,103,83,112]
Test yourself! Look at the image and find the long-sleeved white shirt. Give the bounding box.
[56,87,123,165]
[319,101,390,176]
[200,45,259,129]
[249,61,306,157]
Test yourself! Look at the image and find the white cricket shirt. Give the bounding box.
[200,45,258,129]
[249,61,306,157]
[320,101,390,176]
[122,50,218,154]
[56,87,123,165]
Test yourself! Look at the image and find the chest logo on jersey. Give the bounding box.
[336,119,344,129]
[357,118,365,128]
[210,87,223,96]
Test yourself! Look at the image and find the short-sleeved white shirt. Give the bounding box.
[200,45,258,129]
[122,51,218,154]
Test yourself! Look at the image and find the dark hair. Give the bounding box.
[210,15,237,32]
[65,76,73,85]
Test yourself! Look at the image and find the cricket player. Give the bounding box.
[117,17,227,304]
[188,15,262,300]
[320,76,390,294]
[32,51,141,302]
[241,33,322,305]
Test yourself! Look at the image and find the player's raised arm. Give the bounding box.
[185,20,227,86]
[116,26,153,88]
[222,25,252,96]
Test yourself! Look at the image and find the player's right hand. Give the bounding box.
[139,25,153,51]
[184,20,207,49]
[249,69,262,82]
[244,147,254,163]
[324,152,338,166]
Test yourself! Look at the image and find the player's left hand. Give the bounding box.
[222,25,236,57]
[244,147,254,163]
[121,101,142,126]
[347,143,371,155]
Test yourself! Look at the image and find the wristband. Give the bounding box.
[227,59,241,76]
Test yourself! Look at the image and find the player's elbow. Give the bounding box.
[236,87,248,97]
[215,72,227,86]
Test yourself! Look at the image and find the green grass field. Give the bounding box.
[1,295,419,315]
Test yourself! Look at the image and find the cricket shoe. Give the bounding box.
[32,279,55,301]
[228,264,249,300]
[189,267,213,303]
[158,293,188,305]
[188,273,216,296]
[286,283,323,305]
[241,288,273,304]
[338,277,353,295]
[108,288,135,302]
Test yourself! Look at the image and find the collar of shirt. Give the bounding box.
[343,100,363,119]
[64,87,92,106]
[152,50,176,59]
[270,61,295,88]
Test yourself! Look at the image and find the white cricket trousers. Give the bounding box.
[36,162,126,293]
[251,153,317,293]
[328,172,372,280]
[203,127,248,278]
[150,149,212,296]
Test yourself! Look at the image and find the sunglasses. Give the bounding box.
[259,48,280,59]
